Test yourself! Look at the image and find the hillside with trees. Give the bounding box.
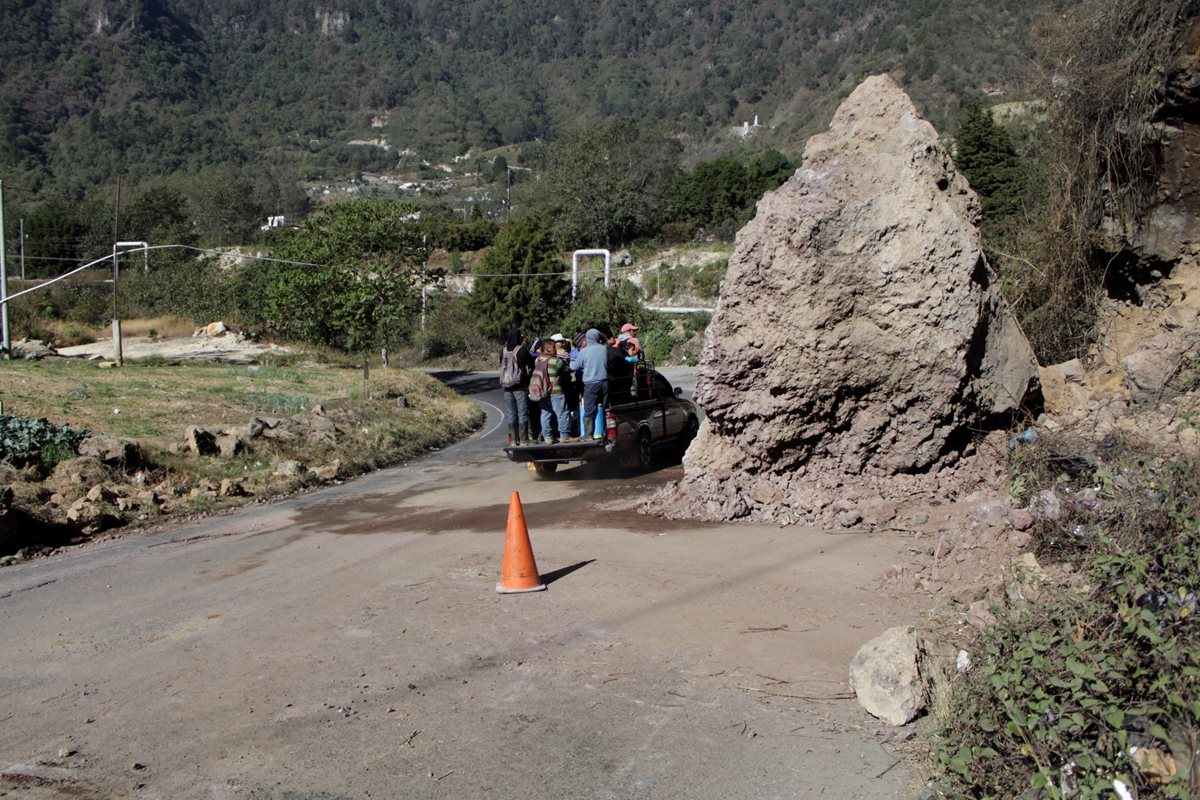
[0,0,1047,199]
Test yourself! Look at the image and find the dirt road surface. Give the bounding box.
[0,370,929,799]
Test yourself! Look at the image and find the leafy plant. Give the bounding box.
[0,414,88,459]
[931,450,1200,799]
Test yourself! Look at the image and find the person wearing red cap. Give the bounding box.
[617,322,640,356]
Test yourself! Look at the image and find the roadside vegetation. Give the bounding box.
[929,433,1200,798]
[925,3,1200,796]
[0,353,483,559]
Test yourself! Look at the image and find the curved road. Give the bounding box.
[0,370,926,799]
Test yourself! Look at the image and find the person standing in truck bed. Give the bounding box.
[499,329,535,445]
[575,328,610,440]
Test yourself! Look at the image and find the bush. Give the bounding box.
[931,441,1200,799]
[0,414,89,465]
[412,294,495,361]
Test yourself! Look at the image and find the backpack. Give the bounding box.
[528,358,550,401]
[499,347,523,389]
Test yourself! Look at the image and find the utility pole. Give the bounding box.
[0,180,9,359]
[111,177,122,366]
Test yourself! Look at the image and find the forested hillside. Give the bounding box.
[1,0,1048,198]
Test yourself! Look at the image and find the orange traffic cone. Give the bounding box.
[496,491,546,594]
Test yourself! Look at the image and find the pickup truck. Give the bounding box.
[503,367,700,476]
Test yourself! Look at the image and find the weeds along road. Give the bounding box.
[0,369,928,800]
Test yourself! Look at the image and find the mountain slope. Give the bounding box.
[0,0,1050,196]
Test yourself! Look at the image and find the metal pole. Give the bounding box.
[0,181,9,359]
[111,177,123,367]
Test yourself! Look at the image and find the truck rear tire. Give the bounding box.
[635,430,654,470]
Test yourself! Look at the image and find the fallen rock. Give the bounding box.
[1009,508,1035,531]
[848,626,928,726]
[1006,552,1048,606]
[11,338,55,359]
[966,600,998,630]
[216,432,247,459]
[218,478,250,497]
[1039,359,1090,416]
[66,497,120,534]
[274,460,303,477]
[77,435,142,468]
[184,426,221,456]
[653,74,1037,522]
[836,508,862,528]
[309,461,341,481]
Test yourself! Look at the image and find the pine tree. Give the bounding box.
[953,100,1024,222]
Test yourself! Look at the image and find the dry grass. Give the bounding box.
[118,316,199,338]
[1,356,484,504]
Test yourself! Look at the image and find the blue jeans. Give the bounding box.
[582,380,608,439]
[539,394,570,441]
[502,388,529,425]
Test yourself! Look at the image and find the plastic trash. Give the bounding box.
[1008,427,1038,450]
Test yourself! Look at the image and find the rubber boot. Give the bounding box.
[510,423,521,446]
[519,421,531,446]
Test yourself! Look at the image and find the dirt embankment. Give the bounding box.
[1,335,484,563]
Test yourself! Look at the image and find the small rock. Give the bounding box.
[966,600,997,630]
[909,512,930,526]
[1009,508,1035,531]
[861,502,898,526]
[218,478,250,498]
[1033,489,1061,520]
[184,426,220,456]
[274,460,303,477]
[309,461,341,482]
[836,509,862,528]
[216,432,247,459]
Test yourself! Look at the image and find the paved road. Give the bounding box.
[0,371,925,799]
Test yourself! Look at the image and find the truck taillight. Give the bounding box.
[605,409,617,440]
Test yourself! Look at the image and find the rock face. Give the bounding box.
[1101,19,1200,268]
[658,75,1037,522]
[848,626,928,726]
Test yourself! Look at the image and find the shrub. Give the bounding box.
[931,441,1200,799]
[0,414,89,465]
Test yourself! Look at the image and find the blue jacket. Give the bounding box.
[574,328,609,384]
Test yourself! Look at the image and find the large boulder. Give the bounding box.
[656,75,1037,522]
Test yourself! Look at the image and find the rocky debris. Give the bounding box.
[274,460,304,477]
[652,75,1037,524]
[1006,552,1048,607]
[219,478,250,497]
[78,435,142,469]
[848,626,928,726]
[185,426,220,456]
[48,458,118,505]
[180,408,361,458]
[10,338,54,360]
[66,495,120,534]
[194,321,230,337]
[309,460,341,481]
